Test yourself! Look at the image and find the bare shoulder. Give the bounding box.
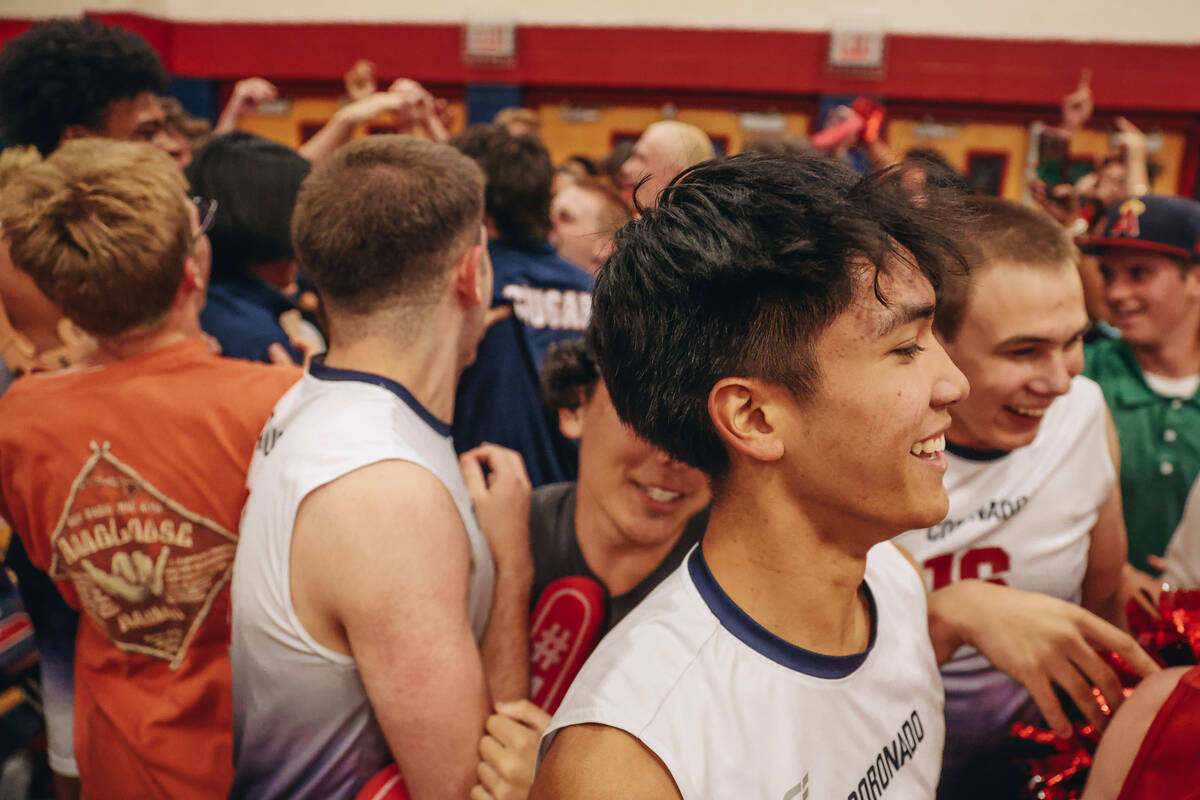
[291,458,470,652]
[1083,666,1191,800]
[298,458,460,537]
[531,724,683,800]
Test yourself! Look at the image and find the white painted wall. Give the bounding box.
[5,0,1200,44]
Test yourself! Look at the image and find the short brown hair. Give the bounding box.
[451,123,553,251]
[292,135,484,312]
[0,138,190,337]
[935,196,1078,342]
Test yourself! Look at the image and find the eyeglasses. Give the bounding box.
[191,196,218,234]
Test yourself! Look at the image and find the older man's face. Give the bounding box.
[618,127,681,209]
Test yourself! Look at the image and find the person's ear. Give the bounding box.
[451,243,485,308]
[1183,265,1200,301]
[558,405,585,440]
[708,377,785,463]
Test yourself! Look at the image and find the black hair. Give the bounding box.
[563,154,598,176]
[186,132,311,283]
[451,123,553,251]
[588,151,968,478]
[903,147,971,195]
[540,338,601,412]
[0,18,169,156]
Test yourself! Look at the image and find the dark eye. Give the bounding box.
[1007,348,1037,358]
[893,344,925,359]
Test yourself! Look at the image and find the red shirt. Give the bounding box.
[0,340,298,799]
[1118,664,1200,800]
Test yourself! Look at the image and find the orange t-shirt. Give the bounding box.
[0,339,299,800]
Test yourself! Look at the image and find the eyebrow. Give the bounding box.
[877,302,936,338]
[995,323,1091,348]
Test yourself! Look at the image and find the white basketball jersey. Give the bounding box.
[893,376,1113,768]
[229,360,495,800]
[540,542,944,800]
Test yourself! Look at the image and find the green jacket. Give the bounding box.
[1084,337,1200,571]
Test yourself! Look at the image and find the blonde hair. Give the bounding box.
[647,120,715,169]
[493,107,540,132]
[0,138,190,337]
[0,145,41,191]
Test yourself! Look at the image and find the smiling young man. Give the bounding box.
[0,18,174,158]
[531,337,711,632]
[893,196,1147,799]
[1079,196,1200,573]
[530,155,1155,800]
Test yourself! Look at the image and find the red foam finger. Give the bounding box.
[529,576,606,714]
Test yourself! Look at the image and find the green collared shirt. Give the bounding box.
[1084,337,1200,571]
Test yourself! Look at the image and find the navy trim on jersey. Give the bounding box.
[687,546,878,679]
[308,355,453,436]
[945,440,1010,462]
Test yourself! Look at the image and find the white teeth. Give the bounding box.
[1010,407,1046,418]
[910,435,945,456]
[644,486,682,502]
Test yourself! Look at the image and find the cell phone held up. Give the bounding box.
[1036,128,1072,189]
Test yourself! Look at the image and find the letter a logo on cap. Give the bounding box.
[1110,198,1146,238]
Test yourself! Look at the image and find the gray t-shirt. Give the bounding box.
[529,482,707,634]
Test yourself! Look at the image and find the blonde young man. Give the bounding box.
[0,139,299,799]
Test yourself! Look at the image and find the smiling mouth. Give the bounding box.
[909,434,945,458]
[1005,405,1047,418]
[633,481,685,503]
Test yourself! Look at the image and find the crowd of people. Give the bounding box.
[0,15,1196,800]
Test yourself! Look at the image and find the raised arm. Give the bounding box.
[291,459,492,799]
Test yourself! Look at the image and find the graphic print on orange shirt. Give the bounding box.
[48,442,237,669]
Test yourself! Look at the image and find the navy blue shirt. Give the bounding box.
[453,241,592,487]
[200,276,302,364]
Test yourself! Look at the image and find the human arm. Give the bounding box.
[297,91,409,163]
[1114,117,1151,197]
[290,460,491,798]
[530,724,683,800]
[1159,477,1200,589]
[895,544,1160,738]
[1082,408,1154,627]
[1061,71,1094,135]
[388,79,451,143]
[213,77,279,135]
[460,444,533,704]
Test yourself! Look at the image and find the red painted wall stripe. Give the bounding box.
[2,14,1198,112]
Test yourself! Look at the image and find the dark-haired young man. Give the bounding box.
[451,123,593,487]
[531,338,710,632]
[229,136,532,800]
[894,196,1149,799]
[531,154,1157,799]
[0,18,173,157]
